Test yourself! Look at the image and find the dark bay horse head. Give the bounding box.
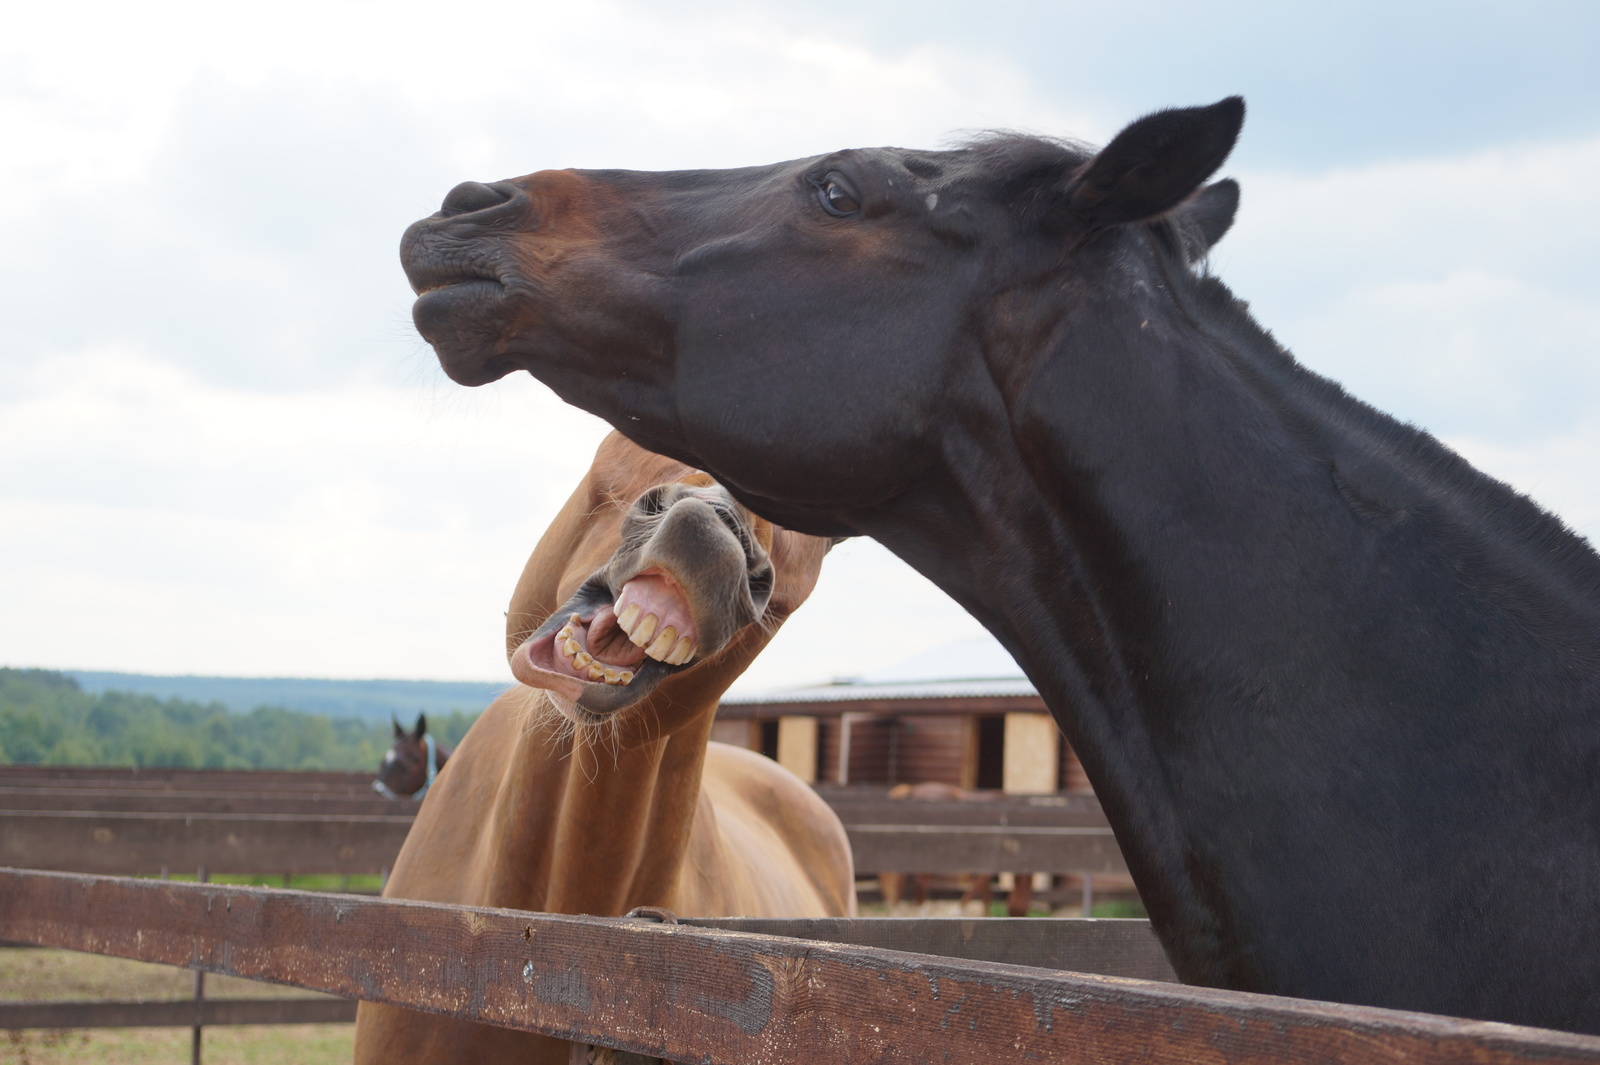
[374,714,451,800]
[400,98,1243,537]
[402,98,1600,1034]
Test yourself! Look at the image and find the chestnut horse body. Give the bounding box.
[352,434,852,1064]
[402,101,1600,1032]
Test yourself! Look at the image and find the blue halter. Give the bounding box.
[412,734,439,801]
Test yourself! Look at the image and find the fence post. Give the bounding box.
[192,865,208,1065]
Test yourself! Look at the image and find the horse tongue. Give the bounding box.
[585,603,648,669]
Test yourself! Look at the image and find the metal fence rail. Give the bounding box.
[3,867,1597,1064]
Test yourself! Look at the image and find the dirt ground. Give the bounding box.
[0,949,351,1065]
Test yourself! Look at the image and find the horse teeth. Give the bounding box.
[558,626,574,641]
[645,626,677,661]
[617,603,641,634]
[617,671,634,685]
[664,638,695,665]
[573,651,593,670]
[587,662,606,681]
[631,613,659,647]
[602,666,621,684]
[562,638,581,657]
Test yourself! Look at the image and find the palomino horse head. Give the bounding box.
[506,433,820,731]
[374,714,450,800]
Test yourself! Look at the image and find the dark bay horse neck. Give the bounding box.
[402,98,1600,1032]
[867,242,1600,1023]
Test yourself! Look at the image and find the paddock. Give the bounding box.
[0,765,1126,1048]
[2,766,1597,1061]
[4,868,1599,1063]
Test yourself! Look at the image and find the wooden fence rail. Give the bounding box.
[0,810,416,876]
[0,998,357,1029]
[0,781,1129,877]
[0,809,1124,878]
[0,767,379,792]
[2,868,1598,1064]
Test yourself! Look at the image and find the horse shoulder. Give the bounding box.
[674,742,855,918]
[383,688,537,905]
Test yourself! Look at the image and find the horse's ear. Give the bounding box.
[1064,97,1244,229]
[1174,178,1241,259]
[414,713,427,739]
[392,716,404,739]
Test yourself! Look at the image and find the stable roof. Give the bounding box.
[717,634,1043,718]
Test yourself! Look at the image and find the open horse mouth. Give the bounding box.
[509,481,774,725]
[514,566,700,716]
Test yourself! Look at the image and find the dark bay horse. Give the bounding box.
[399,98,1600,1033]
[372,714,451,800]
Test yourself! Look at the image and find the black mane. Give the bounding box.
[1176,268,1600,607]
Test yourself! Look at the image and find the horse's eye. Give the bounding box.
[816,173,861,217]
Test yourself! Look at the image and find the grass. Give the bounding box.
[0,950,352,1065]
[2,1025,353,1065]
[146,873,383,893]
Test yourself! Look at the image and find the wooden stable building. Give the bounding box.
[711,637,1093,797]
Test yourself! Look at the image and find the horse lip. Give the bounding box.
[410,281,522,386]
[512,597,686,722]
[408,270,505,299]
[400,214,514,297]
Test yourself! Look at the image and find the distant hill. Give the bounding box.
[67,672,508,722]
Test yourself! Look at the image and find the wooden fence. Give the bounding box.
[0,766,1127,1042]
[0,768,1128,879]
[4,867,1599,1064]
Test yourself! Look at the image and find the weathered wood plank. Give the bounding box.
[825,798,1109,828]
[848,824,1128,874]
[0,793,1108,830]
[0,767,376,792]
[0,812,412,875]
[681,917,1174,982]
[0,790,409,817]
[2,868,1598,1064]
[0,997,356,1029]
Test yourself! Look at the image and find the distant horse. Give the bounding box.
[404,98,1600,1032]
[353,434,853,1065]
[371,714,452,800]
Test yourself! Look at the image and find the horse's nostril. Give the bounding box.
[439,181,514,217]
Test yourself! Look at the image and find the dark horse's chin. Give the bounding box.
[412,283,520,386]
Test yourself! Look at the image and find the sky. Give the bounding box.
[2,1,1598,694]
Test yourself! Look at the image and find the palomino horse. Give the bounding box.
[352,433,851,1064]
[372,714,451,800]
[404,99,1600,1032]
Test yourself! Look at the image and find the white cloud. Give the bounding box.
[0,350,611,678]
[4,0,1600,690]
[0,0,1074,684]
[1218,133,1600,443]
